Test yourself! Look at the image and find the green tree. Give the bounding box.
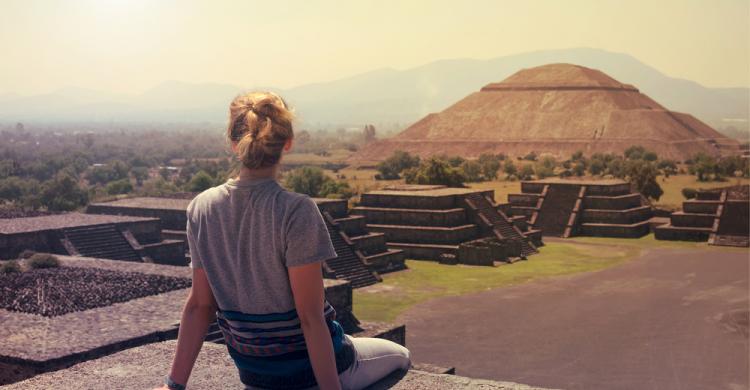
[41,172,89,211]
[375,151,420,180]
[188,170,214,192]
[519,164,535,180]
[106,179,133,195]
[626,160,663,201]
[403,157,466,187]
[459,160,483,182]
[503,160,517,178]
[285,166,329,196]
[477,154,501,180]
[131,166,150,186]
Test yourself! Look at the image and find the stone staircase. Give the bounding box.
[534,184,581,237]
[464,193,538,257]
[322,214,380,288]
[655,190,723,242]
[62,224,142,261]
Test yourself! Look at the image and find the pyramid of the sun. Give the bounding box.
[353,63,741,163]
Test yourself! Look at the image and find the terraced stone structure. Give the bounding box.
[505,179,653,238]
[87,197,193,243]
[352,185,541,261]
[0,256,191,385]
[655,185,749,247]
[0,213,185,265]
[0,255,409,386]
[353,63,741,164]
[314,198,406,287]
[87,196,404,288]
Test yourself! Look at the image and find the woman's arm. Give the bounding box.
[289,262,342,390]
[154,267,217,389]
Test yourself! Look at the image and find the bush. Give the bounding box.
[27,253,60,269]
[1,260,22,274]
[19,249,36,259]
[375,151,420,180]
[105,178,133,195]
[523,152,538,161]
[187,170,214,192]
[403,157,466,187]
[681,187,698,199]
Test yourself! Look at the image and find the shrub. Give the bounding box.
[403,157,466,187]
[19,249,36,259]
[1,260,22,274]
[105,178,133,195]
[523,151,538,161]
[682,187,698,199]
[375,151,420,180]
[27,253,60,269]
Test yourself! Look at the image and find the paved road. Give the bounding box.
[400,245,749,390]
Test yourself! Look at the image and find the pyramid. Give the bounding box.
[353,64,741,163]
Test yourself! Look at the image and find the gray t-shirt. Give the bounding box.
[186,176,337,314]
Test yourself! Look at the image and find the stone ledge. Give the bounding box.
[3,340,556,390]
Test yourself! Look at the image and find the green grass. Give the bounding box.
[354,240,641,322]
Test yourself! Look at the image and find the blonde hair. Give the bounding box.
[227,91,294,169]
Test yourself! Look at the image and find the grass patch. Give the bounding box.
[354,240,640,322]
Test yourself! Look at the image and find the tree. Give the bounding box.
[626,160,663,201]
[689,153,717,182]
[375,151,420,180]
[503,160,517,178]
[319,180,353,199]
[106,179,133,195]
[284,166,329,197]
[131,166,150,186]
[187,170,214,192]
[477,154,501,180]
[41,172,89,211]
[519,164,535,180]
[403,157,466,187]
[459,160,483,182]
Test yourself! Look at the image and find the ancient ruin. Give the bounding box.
[504,179,653,238]
[353,63,741,164]
[86,196,406,288]
[351,185,541,261]
[314,198,406,287]
[0,255,412,386]
[655,185,750,246]
[0,213,185,264]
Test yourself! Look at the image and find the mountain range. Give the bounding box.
[1,48,747,136]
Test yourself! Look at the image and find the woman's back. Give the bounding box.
[187,176,335,315]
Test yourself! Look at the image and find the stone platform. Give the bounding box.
[0,212,184,264]
[352,185,540,261]
[506,179,652,238]
[655,185,749,246]
[1,256,407,386]
[87,197,192,231]
[315,198,406,288]
[3,340,556,390]
[0,256,191,385]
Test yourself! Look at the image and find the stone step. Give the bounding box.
[654,224,711,241]
[364,249,406,274]
[670,211,716,228]
[579,220,651,238]
[368,224,479,245]
[351,206,468,227]
[387,242,459,261]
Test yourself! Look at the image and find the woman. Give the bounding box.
[156,92,410,390]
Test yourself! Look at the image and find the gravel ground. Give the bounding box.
[0,208,61,219]
[0,267,191,316]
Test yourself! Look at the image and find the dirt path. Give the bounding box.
[398,246,749,390]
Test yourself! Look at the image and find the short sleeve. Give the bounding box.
[186,198,204,269]
[284,197,338,268]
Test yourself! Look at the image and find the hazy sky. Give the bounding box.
[1,0,748,95]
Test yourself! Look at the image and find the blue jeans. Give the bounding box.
[244,335,411,390]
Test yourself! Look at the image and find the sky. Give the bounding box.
[1,0,748,95]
